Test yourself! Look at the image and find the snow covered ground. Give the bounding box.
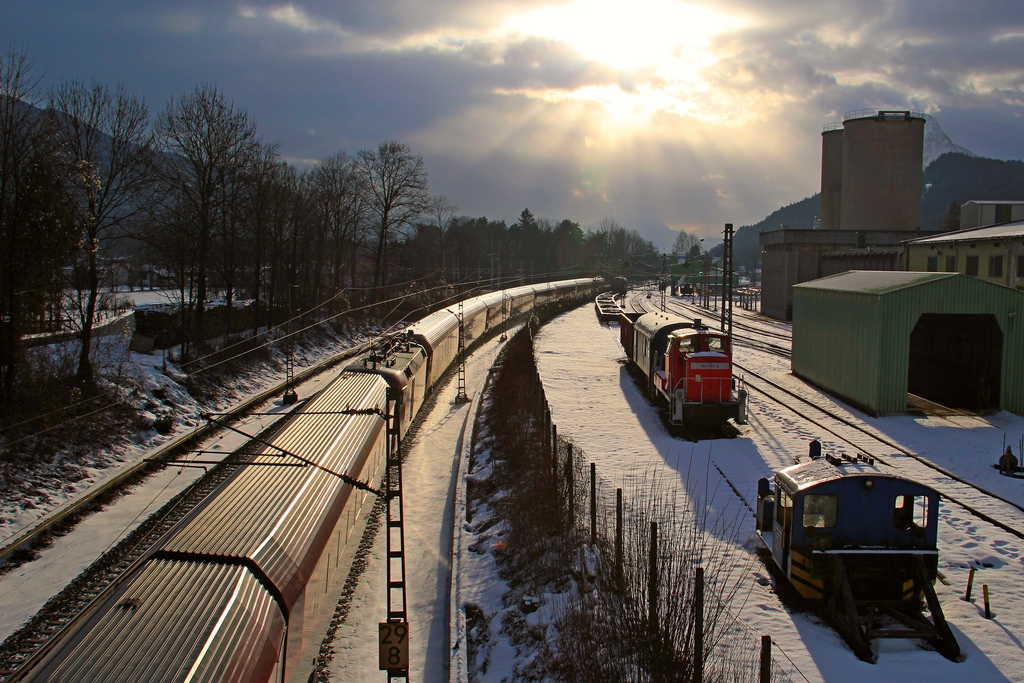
[534,300,1024,682]
[326,326,518,682]
[6,295,1024,683]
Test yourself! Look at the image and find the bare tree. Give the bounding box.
[356,140,428,290]
[50,78,155,383]
[153,83,259,351]
[239,141,282,333]
[309,151,365,296]
[0,45,76,410]
[428,194,458,280]
[672,229,701,260]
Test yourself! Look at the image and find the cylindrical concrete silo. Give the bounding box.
[819,125,844,230]
[839,110,925,232]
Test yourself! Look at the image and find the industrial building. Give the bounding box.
[904,220,1024,289]
[760,229,914,319]
[960,201,1024,230]
[792,271,1024,415]
[761,109,935,320]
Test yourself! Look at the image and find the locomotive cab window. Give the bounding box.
[776,489,791,523]
[706,336,728,353]
[678,338,696,354]
[893,494,929,530]
[802,494,837,528]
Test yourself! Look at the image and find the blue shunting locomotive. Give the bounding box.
[755,452,961,663]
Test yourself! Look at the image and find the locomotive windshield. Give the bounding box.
[803,494,837,528]
[893,494,929,530]
[706,336,729,353]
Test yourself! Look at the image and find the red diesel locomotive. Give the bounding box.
[630,312,742,427]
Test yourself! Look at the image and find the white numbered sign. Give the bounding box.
[378,621,409,671]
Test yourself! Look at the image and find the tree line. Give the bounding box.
[0,45,661,423]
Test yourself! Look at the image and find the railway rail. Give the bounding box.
[0,341,372,682]
[736,363,1024,542]
[0,406,304,681]
[0,339,371,571]
[2,278,601,683]
[632,290,1024,545]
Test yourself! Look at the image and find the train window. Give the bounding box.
[803,494,837,528]
[776,489,791,523]
[678,338,695,354]
[893,494,929,530]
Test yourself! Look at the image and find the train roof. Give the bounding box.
[162,372,389,609]
[775,457,931,495]
[405,307,459,343]
[634,311,691,338]
[668,325,725,339]
[343,341,426,393]
[34,559,284,682]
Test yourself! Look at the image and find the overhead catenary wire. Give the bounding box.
[1,269,592,450]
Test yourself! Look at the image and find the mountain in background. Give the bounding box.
[715,116,1023,273]
[923,114,974,168]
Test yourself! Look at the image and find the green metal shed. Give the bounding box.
[792,271,1024,415]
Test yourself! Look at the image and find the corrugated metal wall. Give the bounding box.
[793,274,1024,414]
[793,288,882,410]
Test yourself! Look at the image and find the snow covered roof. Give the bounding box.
[775,458,916,494]
[907,219,1024,244]
[793,270,956,294]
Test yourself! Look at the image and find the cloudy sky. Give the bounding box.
[4,0,1023,246]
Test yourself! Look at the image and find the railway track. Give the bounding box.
[737,363,1024,541]
[0,339,370,571]
[634,291,1024,545]
[0,341,372,682]
[0,408,305,681]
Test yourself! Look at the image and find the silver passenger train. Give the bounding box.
[21,278,598,683]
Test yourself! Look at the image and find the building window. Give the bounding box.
[990,255,1004,278]
[1018,255,1024,279]
[946,255,956,272]
[966,255,979,276]
[926,256,938,272]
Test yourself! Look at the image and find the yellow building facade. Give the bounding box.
[905,220,1024,290]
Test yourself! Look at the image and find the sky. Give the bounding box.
[4,0,1024,247]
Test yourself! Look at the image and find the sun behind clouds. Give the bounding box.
[504,0,743,72]
[502,0,747,121]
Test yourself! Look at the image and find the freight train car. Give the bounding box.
[617,297,645,360]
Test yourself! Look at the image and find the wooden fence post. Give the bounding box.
[552,424,558,474]
[566,443,574,530]
[544,408,551,457]
[695,566,704,683]
[615,488,623,589]
[649,522,659,632]
[590,463,597,546]
[759,634,771,683]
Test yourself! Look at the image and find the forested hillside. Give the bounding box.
[921,153,1024,229]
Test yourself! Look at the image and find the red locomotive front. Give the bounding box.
[664,327,738,424]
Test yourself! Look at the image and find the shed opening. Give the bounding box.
[908,313,1002,411]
